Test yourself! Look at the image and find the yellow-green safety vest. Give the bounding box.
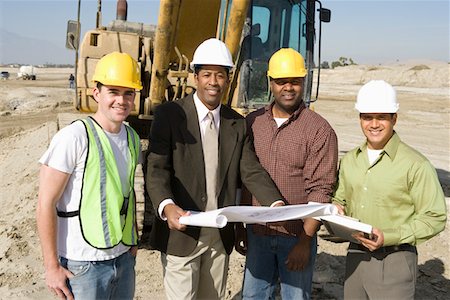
[57,117,140,249]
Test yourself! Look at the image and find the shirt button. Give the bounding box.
[361,205,364,208]
[363,187,367,191]
[367,170,371,173]
[201,196,206,202]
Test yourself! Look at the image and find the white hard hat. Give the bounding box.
[190,38,234,70]
[355,80,399,113]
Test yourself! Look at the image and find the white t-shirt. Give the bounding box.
[274,117,288,128]
[39,120,131,261]
[367,148,383,165]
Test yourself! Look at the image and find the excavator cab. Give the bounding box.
[234,0,313,113]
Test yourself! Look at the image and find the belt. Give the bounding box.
[349,243,417,255]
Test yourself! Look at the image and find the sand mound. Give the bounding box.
[320,62,449,88]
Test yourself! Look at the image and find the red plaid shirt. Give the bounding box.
[244,102,338,236]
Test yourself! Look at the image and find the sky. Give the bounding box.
[0,0,449,65]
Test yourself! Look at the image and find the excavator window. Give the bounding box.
[90,33,99,47]
[242,0,308,108]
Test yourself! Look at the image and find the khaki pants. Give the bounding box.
[344,250,417,300]
[161,228,229,300]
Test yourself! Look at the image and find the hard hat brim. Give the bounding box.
[355,103,399,113]
[92,78,143,91]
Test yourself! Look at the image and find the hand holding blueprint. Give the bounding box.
[179,202,338,228]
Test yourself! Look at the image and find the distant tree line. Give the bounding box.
[320,57,357,69]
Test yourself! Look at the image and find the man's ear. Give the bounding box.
[392,113,398,125]
[92,87,100,103]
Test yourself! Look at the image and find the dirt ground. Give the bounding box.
[0,64,448,299]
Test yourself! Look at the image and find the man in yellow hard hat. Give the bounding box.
[236,48,338,299]
[333,80,446,299]
[146,38,284,300]
[37,52,142,300]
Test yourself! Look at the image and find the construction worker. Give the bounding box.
[236,48,338,299]
[146,38,284,300]
[69,73,75,89]
[333,80,447,299]
[36,52,142,300]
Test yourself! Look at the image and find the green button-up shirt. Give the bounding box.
[333,132,447,246]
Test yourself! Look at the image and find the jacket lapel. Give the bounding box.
[179,96,238,207]
[217,108,238,199]
[179,95,206,192]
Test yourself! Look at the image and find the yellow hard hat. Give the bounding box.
[92,52,142,90]
[267,48,306,79]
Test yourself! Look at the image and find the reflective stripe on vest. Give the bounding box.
[57,117,139,249]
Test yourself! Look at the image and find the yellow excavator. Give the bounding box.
[66,0,331,238]
[67,0,330,136]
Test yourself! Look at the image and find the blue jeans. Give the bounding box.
[60,250,136,300]
[242,226,317,300]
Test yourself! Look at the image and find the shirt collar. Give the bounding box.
[356,131,400,161]
[193,92,221,124]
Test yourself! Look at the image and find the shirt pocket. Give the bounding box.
[277,139,307,170]
[373,180,409,208]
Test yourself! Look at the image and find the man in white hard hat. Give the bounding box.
[37,52,142,300]
[235,48,338,299]
[332,80,447,299]
[146,38,284,299]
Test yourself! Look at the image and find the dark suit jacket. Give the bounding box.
[146,94,282,256]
